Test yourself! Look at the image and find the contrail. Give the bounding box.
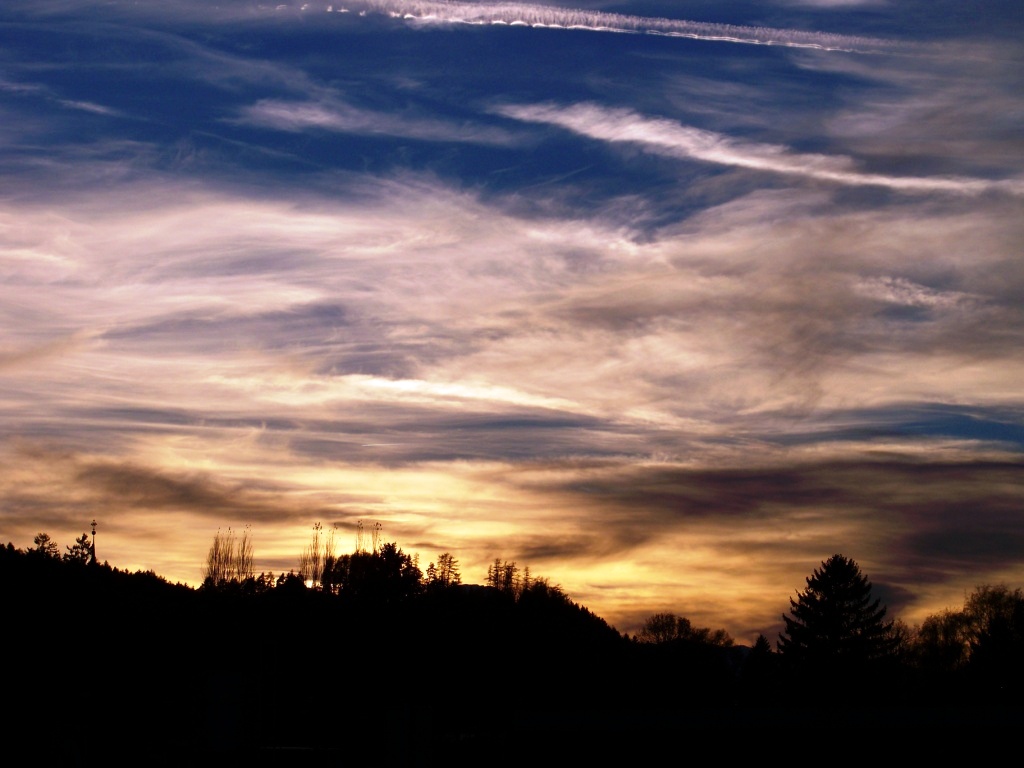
[327,0,915,55]
[496,102,1024,196]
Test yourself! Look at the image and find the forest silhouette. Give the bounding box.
[4,528,1022,765]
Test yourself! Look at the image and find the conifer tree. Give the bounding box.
[63,533,93,564]
[777,554,897,674]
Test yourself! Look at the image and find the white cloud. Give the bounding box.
[352,0,909,54]
[496,101,1024,195]
[235,97,517,145]
[855,276,977,309]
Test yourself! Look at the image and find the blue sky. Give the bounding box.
[2,0,1022,641]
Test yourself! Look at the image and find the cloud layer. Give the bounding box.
[1,0,1022,641]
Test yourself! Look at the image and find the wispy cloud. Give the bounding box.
[495,102,1024,195]
[2,0,1022,641]
[235,97,517,144]
[0,75,122,117]
[345,0,913,54]
[12,0,915,55]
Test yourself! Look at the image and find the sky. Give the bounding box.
[2,0,1022,643]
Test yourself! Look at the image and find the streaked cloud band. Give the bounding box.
[496,102,1024,195]
[340,0,912,54]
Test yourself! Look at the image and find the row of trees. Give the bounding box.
[630,553,1024,705]
[196,523,1024,699]
[22,525,1024,705]
[774,553,1021,687]
[201,522,469,604]
[8,536,1019,762]
[28,530,96,564]
[203,523,567,603]
[635,611,735,647]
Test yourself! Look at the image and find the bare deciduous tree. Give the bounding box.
[203,526,255,585]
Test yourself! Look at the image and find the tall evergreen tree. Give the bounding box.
[777,554,897,681]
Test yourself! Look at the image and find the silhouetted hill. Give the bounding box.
[3,543,1021,765]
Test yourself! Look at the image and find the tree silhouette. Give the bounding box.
[486,558,519,594]
[967,585,1024,699]
[912,583,1024,701]
[63,532,93,564]
[5,531,1024,758]
[777,554,897,697]
[326,541,423,603]
[31,532,59,558]
[636,612,733,646]
[202,526,255,587]
[737,633,779,707]
[425,552,461,590]
[298,522,325,588]
[636,611,680,644]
